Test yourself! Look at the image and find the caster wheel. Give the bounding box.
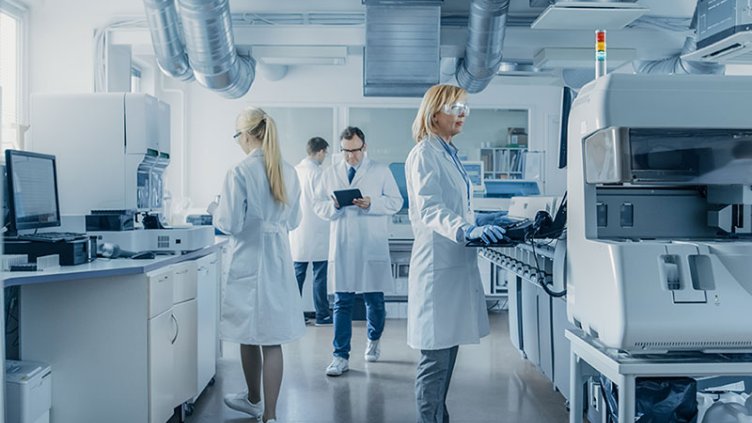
[208,376,216,386]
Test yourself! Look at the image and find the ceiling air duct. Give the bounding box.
[363,0,442,97]
[456,0,510,93]
[143,0,255,99]
[143,0,193,81]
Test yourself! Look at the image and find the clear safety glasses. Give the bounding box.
[441,102,470,117]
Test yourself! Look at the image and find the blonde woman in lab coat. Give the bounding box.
[406,85,505,423]
[212,107,304,423]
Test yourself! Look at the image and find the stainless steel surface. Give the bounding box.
[456,0,510,93]
[178,0,255,99]
[143,0,194,82]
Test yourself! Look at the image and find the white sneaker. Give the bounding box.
[365,339,381,362]
[223,391,263,419]
[325,356,349,376]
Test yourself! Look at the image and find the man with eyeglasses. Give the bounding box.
[312,126,403,377]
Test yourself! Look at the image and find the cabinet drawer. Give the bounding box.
[147,268,173,318]
[171,261,197,303]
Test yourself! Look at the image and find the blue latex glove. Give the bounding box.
[464,224,506,244]
[475,211,509,227]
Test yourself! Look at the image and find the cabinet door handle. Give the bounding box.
[175,269,189,275]
[170,313,179,344]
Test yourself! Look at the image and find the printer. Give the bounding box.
[566,74,752,353]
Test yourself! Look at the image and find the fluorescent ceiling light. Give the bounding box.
[531,1,649,30]
[251,46,348,65]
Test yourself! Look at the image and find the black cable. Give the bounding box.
[530,228,567,298]
[486,300,500,311]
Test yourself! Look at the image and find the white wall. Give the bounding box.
[27,0,143,94]
[24,0,565,215]
[184,59,565,210]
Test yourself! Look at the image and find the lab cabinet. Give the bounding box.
[195,253,219,397]
[149,308,175,423]
[172,300,198,405]
[170,261,199,406]
[147,267,175,423]
[18,253,220,423]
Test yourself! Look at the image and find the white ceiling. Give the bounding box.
[28,0,699,70]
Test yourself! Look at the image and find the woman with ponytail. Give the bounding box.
[212,107,304,423]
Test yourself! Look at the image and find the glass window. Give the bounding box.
[0,5,25,153]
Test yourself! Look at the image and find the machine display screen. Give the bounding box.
[5,149,62,231]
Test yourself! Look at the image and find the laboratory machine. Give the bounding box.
[31,93,213,253]
[567,74,752,352]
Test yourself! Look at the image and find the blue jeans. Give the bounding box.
[332,291,385,360]
[293,261,331,322]
[416,346,459,423]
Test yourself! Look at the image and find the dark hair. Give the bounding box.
[340,126,365,144]
[306,137,329,155]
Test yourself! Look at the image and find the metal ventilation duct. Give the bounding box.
[634,37,725,75]
[143,0,194,81]
[363,1,441,97]
[143,0,255,98]
[456,0,510,94]
[178,0,255,99]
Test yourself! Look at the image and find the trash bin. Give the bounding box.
[5,360,52,423]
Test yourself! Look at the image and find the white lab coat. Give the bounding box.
[289,158,330,262]
[405,135,490,350]
[312,156,403,293]
[214,149,305,345]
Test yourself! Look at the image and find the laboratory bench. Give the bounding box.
[3,238,227,423]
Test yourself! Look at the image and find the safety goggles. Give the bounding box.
[441,102,470,117]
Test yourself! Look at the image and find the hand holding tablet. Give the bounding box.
[333,188,363,208]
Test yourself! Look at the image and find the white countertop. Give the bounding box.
[2,238,228,287]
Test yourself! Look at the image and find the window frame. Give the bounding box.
[0,0,29,151]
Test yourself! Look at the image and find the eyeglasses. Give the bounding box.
[340,146,365,154]
[233,131,244,140]
[441,102,470,116]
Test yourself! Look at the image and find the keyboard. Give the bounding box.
[17,232,88,243]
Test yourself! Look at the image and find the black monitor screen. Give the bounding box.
[5,149,61,232]
[558,87,574,169]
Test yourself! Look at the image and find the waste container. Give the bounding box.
[5,360,52,423]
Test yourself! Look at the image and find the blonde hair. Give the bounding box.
[236,107,287,204]
[411,84,467,142]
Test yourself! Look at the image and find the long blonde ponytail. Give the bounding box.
[236,107,287,204]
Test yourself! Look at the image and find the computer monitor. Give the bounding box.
[5,149,61,233]
[461,161,485,191]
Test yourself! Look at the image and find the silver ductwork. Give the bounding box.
[143,0,193,81]
[633,37,725,75]
[456,0,510,93]
[178,0,255,99]
[143,0,255,98]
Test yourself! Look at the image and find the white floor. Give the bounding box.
[186,311,569,423]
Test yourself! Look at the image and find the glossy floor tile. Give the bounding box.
[187,311,568,423]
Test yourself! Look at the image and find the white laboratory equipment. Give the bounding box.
[5,360,51,423]
[30,93,213,253]
[567,74,752,352]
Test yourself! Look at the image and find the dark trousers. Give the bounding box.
[293,261,331,322]
[416,346,459,423]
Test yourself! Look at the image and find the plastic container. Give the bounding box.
[5,360,52,423]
